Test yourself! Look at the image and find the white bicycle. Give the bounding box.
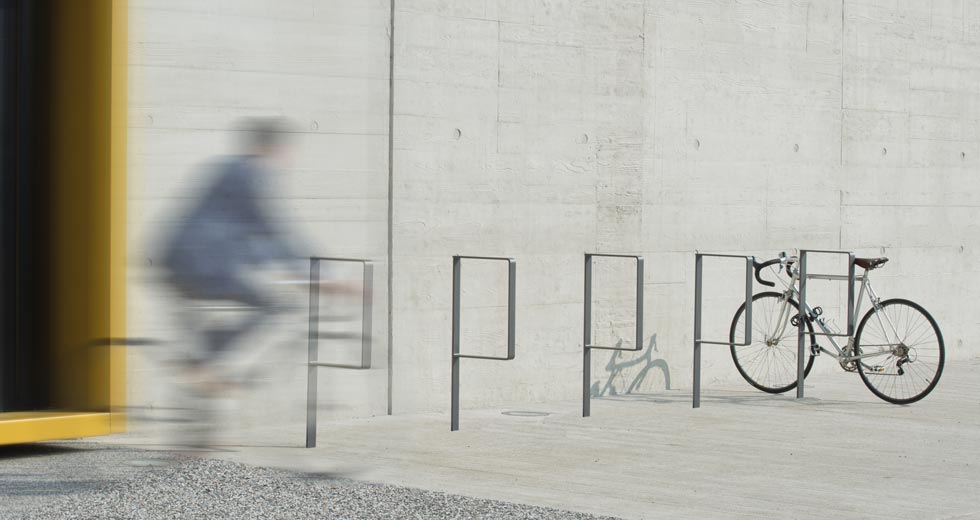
[729,252,945,404]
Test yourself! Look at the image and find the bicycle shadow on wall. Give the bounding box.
[591,334,671,398]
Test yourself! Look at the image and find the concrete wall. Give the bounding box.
[126,0,980,427]
[390,0,980,414]
[126,0,392,427]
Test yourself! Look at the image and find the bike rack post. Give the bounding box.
[582,253,644,417]
[306,256,374,448]
[451,255,516,431]
[796,249,856,399]
[693,253,755,408]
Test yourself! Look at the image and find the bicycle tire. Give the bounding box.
[855,298,944,404]
[730,292,815,394]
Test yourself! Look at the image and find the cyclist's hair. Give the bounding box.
[237,117,293,152]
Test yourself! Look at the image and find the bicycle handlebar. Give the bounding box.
[753,258,781,287]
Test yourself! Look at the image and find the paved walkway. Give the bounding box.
[158,357,980,519]
[96,358,980,518]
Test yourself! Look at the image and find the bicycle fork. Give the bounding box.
[767,291,796,346]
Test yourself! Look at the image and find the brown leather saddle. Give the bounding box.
[854,257,888,270]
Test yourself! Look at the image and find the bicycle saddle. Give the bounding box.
[854,257,888,270]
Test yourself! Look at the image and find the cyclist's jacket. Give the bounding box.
[160,155,298,297]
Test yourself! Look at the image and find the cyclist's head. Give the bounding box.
[237,117,295,162]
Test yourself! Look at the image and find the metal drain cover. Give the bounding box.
[501,411,550,417]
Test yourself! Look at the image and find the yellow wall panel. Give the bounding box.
[0,0,126,443]
[0,412,111,445]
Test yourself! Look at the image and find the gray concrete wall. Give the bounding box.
[126,0,392,427]
[126,0,980,427]
[390,0,980,414]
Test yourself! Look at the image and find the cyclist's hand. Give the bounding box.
[318,280,369,300]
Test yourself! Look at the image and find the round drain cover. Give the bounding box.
[501,411,550,417]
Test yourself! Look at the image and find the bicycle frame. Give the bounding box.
[766,263,904,364]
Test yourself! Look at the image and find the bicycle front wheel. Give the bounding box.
[730,292,815,394]
[855,299,944,404]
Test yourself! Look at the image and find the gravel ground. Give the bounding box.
[1,444,620,519]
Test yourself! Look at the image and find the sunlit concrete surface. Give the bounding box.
[126,0,980,425]
[98,357,980,519]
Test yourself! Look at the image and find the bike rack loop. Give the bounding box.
[796,249,856,399]
[582,253,644,417]
[692,253,755,408]
[306,256,374,448]
[450,255,517,431]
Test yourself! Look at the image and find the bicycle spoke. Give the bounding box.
[731,293,812,393]
[857,300,943,403]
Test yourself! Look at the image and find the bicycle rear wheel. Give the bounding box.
[730,292,815,394]
[855,298,944,404]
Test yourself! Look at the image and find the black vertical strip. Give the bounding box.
[0,0,16,411]
[8,0,50,412]
[18,0,46,411]
[12,0,28,411]
[13,0,40,411]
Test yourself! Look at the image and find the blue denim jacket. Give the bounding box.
[161,155,297,298]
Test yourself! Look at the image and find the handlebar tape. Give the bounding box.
[753,258,780,287]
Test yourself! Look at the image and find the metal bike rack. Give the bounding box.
[796,249,856,399]
[306,256,374,448]
[692,253,755,408]
[451,255,516,431]
[582,253,644,417]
